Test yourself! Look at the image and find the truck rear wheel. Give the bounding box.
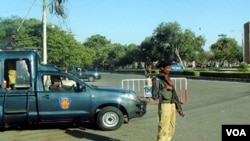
[97,106,124,131]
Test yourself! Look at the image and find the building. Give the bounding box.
[244,22,250,63]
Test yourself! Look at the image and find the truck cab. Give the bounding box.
[0,50,147,131]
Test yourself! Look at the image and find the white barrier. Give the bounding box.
[121,77,188,103]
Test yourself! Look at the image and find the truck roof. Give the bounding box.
[0,50,60,72]
[0,50,39,60]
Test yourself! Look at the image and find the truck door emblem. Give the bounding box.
[59,97,71,109]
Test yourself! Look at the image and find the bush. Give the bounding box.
[239,62,249,72]
[154,69,159,74]
[193,71,200,76]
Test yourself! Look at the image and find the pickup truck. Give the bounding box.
[0,50,147,131]
[68,66,101,82]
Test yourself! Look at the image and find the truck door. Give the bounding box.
[0,59,33,124]
[37,74,92,122]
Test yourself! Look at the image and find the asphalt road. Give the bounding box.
[0,73,250,141]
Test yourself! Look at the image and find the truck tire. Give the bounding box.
[88,76,95,82]
[97,106,124,131]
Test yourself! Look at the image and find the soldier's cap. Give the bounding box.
[8,29,17,36]
[157,60,172,68]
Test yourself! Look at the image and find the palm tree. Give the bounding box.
[48,0,68,18]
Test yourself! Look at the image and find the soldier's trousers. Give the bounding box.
[157,103,176,141]
[6,60,16,86]
[8,69,16,85]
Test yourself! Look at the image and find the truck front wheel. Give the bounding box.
[88,76,95,82]
[97,106,124,131]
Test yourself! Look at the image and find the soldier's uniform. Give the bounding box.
[155,60,176,141]
[1,29,18,88]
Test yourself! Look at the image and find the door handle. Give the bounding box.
[43,95,50,99]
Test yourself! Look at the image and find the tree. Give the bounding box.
[139,36,157,63]
[2,17,215,69]
[83,34,111,49]
[46,25,89,69]
[83,34,114,69]
[210,37,241,64]
[144,22,205,67]
[0,17,93,69]
[0,16,23,42]
[0,17,44,49]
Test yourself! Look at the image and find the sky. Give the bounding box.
[0,0,249,51]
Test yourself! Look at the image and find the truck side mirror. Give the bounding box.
[79,85,86,92]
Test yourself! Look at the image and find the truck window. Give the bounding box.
[43,75,51,91]
[4,59,31,90]
[43,74,77,92]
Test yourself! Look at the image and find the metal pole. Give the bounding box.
[42,0,47,64]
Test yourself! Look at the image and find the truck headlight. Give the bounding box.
[123,93,136,100]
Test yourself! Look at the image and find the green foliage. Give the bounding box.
[0,16,22,40]
[238,62,249,72]
[210,37,241,62]
[181,70,200,76]
[0,17,89,70]
[199,71,250,79]
[193,71,200,76]
[139,22,206,64]
[0,16,243,70]
[154,69,159,74]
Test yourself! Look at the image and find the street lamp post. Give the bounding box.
[218,34,227,38]
[42,0,47,64]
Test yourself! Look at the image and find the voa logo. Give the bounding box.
[226,129,246,136]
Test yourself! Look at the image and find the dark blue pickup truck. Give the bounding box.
[68,66,101,82]
[0,50,147,131]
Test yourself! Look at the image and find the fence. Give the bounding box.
[121,77,188,104]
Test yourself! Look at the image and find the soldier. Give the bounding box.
[144,62,152,78]
[1,29,18,89]
[1,29,18,49]
[155,60,176,141]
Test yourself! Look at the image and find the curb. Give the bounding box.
[185,76,250,83]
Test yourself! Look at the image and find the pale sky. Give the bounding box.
[0,0,249,50]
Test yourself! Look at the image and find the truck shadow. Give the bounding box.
[65,128,121,141]
[1,124,122,141]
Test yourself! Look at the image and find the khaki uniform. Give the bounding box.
[6,60,16,85]
[156,76,176,141]
[157,103,176,141]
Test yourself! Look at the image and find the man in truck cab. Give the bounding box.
[49,76,66,91]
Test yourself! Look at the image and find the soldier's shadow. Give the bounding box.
[65,128,121,141]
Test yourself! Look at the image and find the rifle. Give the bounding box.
[172,86,185,117]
